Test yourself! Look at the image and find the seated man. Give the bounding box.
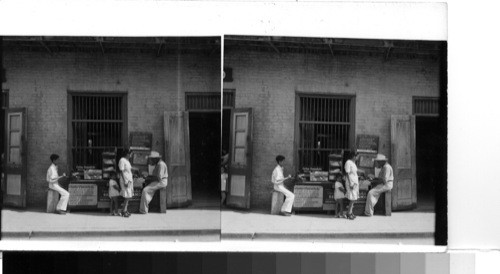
[46,154,69,215]
[364,154,393,216]
[139,151,168,214]
[271,155,294,216]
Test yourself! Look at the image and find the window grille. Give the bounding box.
[185,91,235,110]
[70,94,125,169]
[297,95,354,171]
[413,97,439,116]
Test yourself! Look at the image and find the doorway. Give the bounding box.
[415,116,444,212]
[222,109,231,158]
[189,112,221,208]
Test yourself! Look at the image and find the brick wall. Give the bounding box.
[3,49,220,207]
[224,50,441,209]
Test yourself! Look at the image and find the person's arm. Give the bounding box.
[112,181,121,191]
[345,162,353,188]
[340,186,346,194]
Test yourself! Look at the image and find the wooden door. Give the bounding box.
[391,115,417,210]
[164,111,192,208]
[2,108,27,207]
[226,108,253,209]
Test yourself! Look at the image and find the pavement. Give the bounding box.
[1,207,435,245]
[1,207,221,241]
[220,209,436,245]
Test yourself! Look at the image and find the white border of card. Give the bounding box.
[1,0,498,253]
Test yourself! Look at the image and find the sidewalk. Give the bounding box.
[1,207,221,241]
[221,209,436,245]
[2,207,436,244]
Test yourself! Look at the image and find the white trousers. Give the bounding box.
[140,181,167,213]
[273,184,295,213]
[49,183,69,211]
[364,183,392,216]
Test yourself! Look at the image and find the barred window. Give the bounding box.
[69,94,126,169]
[296,94,355,171]
[413,97,439,116]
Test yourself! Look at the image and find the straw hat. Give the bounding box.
[374,154,388,162]
[147,151,162,159]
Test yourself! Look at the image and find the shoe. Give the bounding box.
[347,213,356,220]
[279,211,292,216]
[362,212,372,217]
[139,210,147,214]
[55,210,66,215]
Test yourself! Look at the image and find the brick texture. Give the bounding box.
[224,50,441,209]
[3,49,220,207]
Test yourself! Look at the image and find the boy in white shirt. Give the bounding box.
[271,155,294,216]
[46,154,69,215]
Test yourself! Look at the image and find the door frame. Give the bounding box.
[390,114,417,210]
[3,107,27,207]
[226,108,253,209]
[164,110,192,208]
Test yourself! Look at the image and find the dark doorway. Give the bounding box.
[189,112,221,208]
[222,109,231,156]
[415,116,444,212]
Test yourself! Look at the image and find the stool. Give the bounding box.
[384,190,392,216]
[270,191,285,215]
[148,187,167,213]
[374,190,392,216]
[46,188,60,213]
[160,188,167,213]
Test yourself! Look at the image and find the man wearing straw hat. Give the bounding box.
[139,151,168,214]
[364,154,393,216]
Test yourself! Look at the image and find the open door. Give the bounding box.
[226,108,253,209]
[164,111,192,208]
[2,108,27,208]
[391,115,417,210]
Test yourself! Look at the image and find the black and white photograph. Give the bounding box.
[0,36,222,241]
[221,35,447,245]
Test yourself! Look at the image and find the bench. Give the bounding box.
[46,188,60,213]
[270,190,285,215]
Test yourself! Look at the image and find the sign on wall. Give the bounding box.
[129,132,152,150]
[356,134,379,154]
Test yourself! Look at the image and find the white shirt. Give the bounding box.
[153,160,169,184]
[108,179,120,197]
[379,163,394,189]
[118,157,133,183]
[344,159,359,187]
[46,163,59,184]
[271,165,284,185]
